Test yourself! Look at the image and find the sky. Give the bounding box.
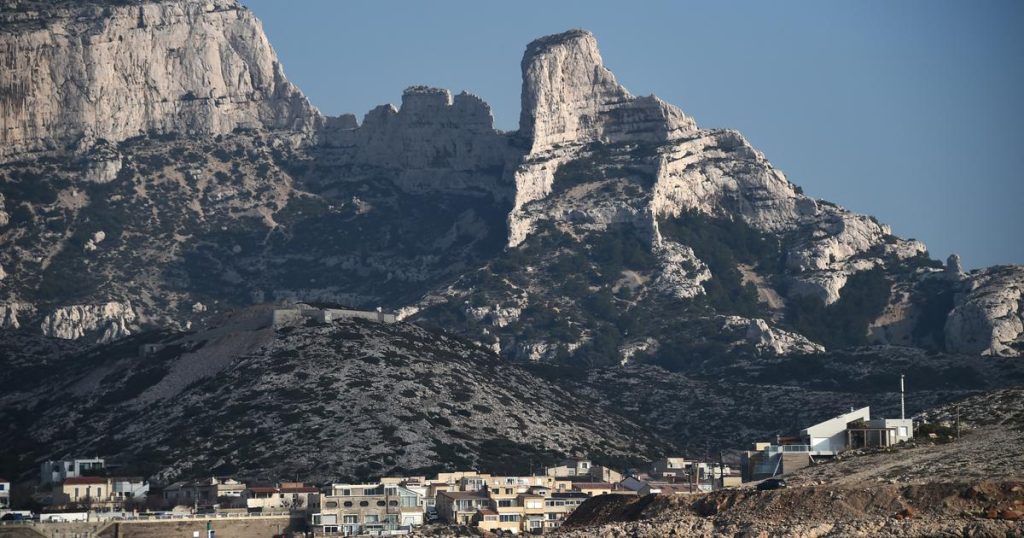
[241,0,1023,269]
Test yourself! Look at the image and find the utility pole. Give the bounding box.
[956,405,961,440]
[900,374,905,420]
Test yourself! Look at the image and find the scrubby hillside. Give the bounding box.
[0,311,668,482]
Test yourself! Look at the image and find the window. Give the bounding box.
[364,514,380,524]
[321,515,337,525]
[323,526,338,533]
[498,500,513,507]
[325,501,338,509]
[359,501,369,507]
[388,500,398,506]
[343,501,353,507]
[385,487,398,496]
[340,489,351,496]
[376,500,386,507]
[499,515,520,522]
[342,515,357,524]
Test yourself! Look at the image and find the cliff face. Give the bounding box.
[0,9,1018,360]
[0,0,319,160]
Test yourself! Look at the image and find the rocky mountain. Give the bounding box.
[1,0,1022,487]
[0,1,1020,361]
[3,308,1022,484]
[0,310,671,482]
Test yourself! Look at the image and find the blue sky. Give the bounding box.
[241,0,1023,269]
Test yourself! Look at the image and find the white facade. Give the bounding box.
[801,407,872,454]
[110,478,149,502]
[40,458,106,485]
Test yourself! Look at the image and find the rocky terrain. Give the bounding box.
[554,481,1024,537]
[0,309,670,482]
[1,0,1023,499]
[0,1,1020,361]
[548,388,1024,537]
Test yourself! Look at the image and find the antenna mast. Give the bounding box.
[900,374,905,420]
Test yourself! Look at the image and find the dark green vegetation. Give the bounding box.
[786,267,892,348]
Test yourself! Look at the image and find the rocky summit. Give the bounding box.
[0,0,1022,486]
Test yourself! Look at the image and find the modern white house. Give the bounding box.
[743,406,915,480]
[801,407,873,455]
[40,458,106,485]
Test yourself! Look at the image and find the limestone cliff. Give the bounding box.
[318,86,512,197]
[945,266,1024,356]
[0,0,319,161]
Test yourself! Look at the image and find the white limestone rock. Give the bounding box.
[651,240,712,300]
[318,86,511,197]
[945,266,1024,356]
[0,193,9,226]
[40,301,138,343]
[509,29,697,246]
[0,0,319,161]
[720,315,823,356]
[83,230,106,252]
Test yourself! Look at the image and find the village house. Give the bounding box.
[40,458,105,485]
[163,476,246,508]
[109,477,149,504]
[314,482,423,535]
[243,482,319,511]
[59,477,111,506]
[436,490,491,526]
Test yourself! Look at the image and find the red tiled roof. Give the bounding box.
[478,508,498,515]
[63,477,107,485]
[280,487,319,493]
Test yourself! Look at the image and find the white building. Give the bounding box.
[110,477,149,503]
[801,407,873,455]
[40,458,105,485]
[0,477,10,508]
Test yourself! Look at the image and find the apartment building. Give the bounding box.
[40,458,105,485]
[314,483,423,535]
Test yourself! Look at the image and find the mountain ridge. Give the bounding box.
[0,6,1020,359]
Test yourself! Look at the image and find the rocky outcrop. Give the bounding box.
[318,86,512,196]
[509,30,697,246]
[726,316,826,355]
[945,266,1024,356]
[40,301,137,343]
[0,0,319,160]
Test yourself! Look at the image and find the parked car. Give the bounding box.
[1,513,27,521]
[756,478,787,491]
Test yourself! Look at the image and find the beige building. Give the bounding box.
[243,482,318,511]
[315,483,423,534]
[60,477,110,506]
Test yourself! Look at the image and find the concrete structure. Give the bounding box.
[742,406,915,481]
[314,482,422,535]
[435,490,490,526]
[110,477,149,504]
[164,476,245,509]
[0,477,8,509]
[271,304,397,329]
[40,458,105,485]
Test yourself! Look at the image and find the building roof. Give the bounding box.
[439,491,489,500]
[552,491,590,499]
[573,482,612,489]
[280,486,319,493]
[63,477,107,485]
[109,476,145,482]
[477,508,498,516]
